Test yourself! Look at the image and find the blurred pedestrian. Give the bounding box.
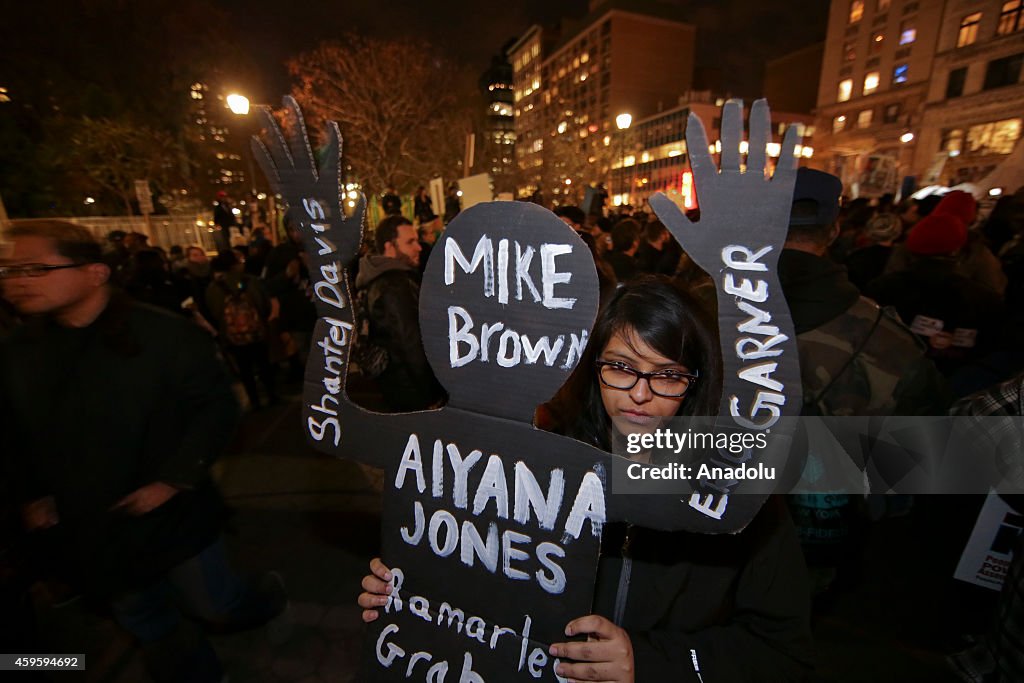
[0,220,285,683]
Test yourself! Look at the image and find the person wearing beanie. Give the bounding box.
[886,190,1007,295]
[904,212,968,256]
[931,191,1008,296]
[868,210,1004,379]
[844,213,902,292]
[779,168,950,608]
[933,190,977,227]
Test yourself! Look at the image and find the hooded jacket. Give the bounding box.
[355,254,444,412]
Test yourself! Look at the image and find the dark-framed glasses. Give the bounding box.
[595,360,699,398]
[0,263,86,279]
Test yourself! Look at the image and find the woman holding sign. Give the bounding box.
[361,277,813,682]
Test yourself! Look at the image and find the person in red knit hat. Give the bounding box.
[868,209,1004,381]
[905,212,969,256]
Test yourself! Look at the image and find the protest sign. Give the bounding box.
[253,96,803,681]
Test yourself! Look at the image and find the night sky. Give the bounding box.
[211,0,830,101]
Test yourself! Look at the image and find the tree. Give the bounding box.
[59,117,184,216]
[289,36,478,197]
[539,114,621,208]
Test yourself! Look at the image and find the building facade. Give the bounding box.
[914,0,1024,186]
[813,0,945,196]
[509,0,696,202]
[479,48,517,194]
[615,92,816,209]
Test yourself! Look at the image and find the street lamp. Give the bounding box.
[226,93,257,194]
[226,93,250,116]
[615,113,632,205]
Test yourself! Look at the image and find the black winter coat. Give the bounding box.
[0,294,239,596]
[355,255,444,412]
[593,497,814,681]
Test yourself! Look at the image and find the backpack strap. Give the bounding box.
[804,303,887,410]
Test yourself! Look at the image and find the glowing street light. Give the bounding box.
[900,131,915,143]
[615,113,633,205]
[226,93,250,116]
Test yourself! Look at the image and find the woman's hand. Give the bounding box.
[357,557,393,623]
[549,615,634,682]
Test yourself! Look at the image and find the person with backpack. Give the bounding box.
[777,169,951,608]
[205,251,279,410]
[354,215,444,412]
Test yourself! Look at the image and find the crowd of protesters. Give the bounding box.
[4,175,1024,681]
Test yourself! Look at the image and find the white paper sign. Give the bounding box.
[954,493,1022,591]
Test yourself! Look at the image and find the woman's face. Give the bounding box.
[598,326,689,429]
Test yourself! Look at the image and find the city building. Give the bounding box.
[914,0,1024,187]
[813,0,945,196]
[614,92,816,209]
[508,0,697,202]
[479,45,517,194]
[187,82,250,197]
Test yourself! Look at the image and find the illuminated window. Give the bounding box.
[858,109,874,128]
[863,71,880,94]
[833,115,847,133]
[838,78,854,102]
[966,118,1022,154]
[893,63,909,84]
[877,0,890,11]
[849,0,864,23]
[958,12,982,47]
[941,128,964,154]
[532,44,539,58]
[843,39,857,61]
[870,32,885,54]
[899,20,916,44]
[998,1,1023,35]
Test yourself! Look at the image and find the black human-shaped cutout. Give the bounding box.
[252,96,802,682]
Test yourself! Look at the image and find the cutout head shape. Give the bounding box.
[419,201,599,422]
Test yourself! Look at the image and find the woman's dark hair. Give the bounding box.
[548,275,721,450]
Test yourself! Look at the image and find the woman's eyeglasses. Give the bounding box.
[595,360,698,398]
[0,263,85,279]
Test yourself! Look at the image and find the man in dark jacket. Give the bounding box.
[355,215,445,412]
[635,219,681,276]
[780,169,951,609]
[0,221,284,683]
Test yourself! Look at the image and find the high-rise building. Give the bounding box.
[913,0,1024,186]
[813,0,945,195]
[479,46,517,194]
[186,82,250,198]
[508,0,696,202]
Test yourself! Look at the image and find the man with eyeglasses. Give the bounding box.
[0,220,285,682]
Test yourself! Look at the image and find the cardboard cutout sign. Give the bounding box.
[253,96,801,682]
[650,98,803,518]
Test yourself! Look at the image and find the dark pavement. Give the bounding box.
[26,394,977,682]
